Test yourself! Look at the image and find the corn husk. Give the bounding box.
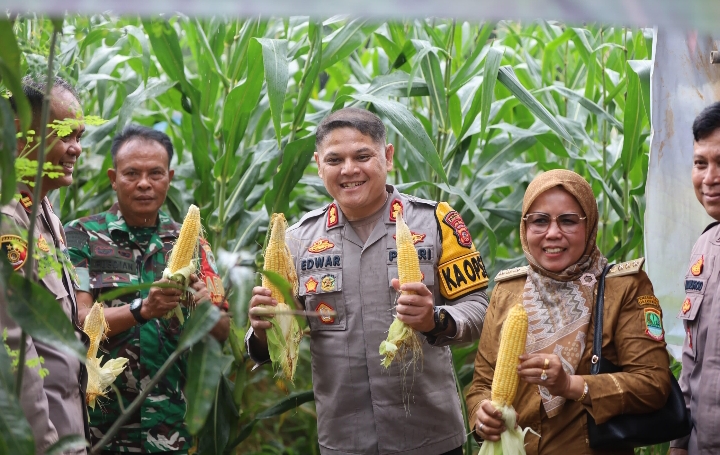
[379,316,422,369]
[83,302,129,409]
[263,302,302,382]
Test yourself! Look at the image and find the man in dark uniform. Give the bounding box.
[247,108,490,455]
[1,76,88,454]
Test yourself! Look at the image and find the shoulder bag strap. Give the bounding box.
[591,264,614,375]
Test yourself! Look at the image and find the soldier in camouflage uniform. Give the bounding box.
[65,125,229,454]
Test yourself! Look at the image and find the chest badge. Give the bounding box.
[682,298,692,314]
[327,203,339,228]
[389,199,403,222]
[691,256,704,276]
[1,235,28,271]
[305,276,319,293]
[308,239,334,254]
[320,274,337,292]
[392,231,426,245]
[36,235,51,253]
[316,302,336,324]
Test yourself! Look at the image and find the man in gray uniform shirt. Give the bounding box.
[671,102,720,455]
[247,108,489,455]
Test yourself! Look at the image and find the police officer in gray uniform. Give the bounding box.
[671,102,720,455]
[247,108,489,455]
[1,76,88,454]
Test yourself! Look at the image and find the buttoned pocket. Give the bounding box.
[678,293,703,359]
[299,271,346,331]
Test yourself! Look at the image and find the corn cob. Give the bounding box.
[262,213,301,383]
[379,211,423,369]
[83,302,128,410]
[478,303,531,455]
[162,204,202,323]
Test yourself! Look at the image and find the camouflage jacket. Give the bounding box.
[65,203,226,453]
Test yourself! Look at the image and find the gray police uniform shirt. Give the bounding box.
[0,186,87,455]
[672,221,720,454]
[248,186,489,455]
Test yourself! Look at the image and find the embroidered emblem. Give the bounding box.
[580,273,597,287]
[389,199,404,222]
[442,210,473,248]
[682,298,692,314]
[118,249,132,259]
[685,279,703,292]
[320,274,336,292]
[94,246,114,256]
[392,231,426,245]
[0,235,28,271]
[327,203,339,228]
[438,251,488,299]
[691,256,704,276]
[19,191,33,213]
[36,235,51,253]
[637,295,660,308]
[308,239,335,254]
[300,255,341,271]
[643,308,664,341]
[305,276,318,293]
[316,302,335,324]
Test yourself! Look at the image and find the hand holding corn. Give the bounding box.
[392,279,435,333]
[140,279,183,319]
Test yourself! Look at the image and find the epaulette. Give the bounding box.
[606,258,645,278]
[288,205,328,231]
[403,193,436,207]
[494,266,529,282]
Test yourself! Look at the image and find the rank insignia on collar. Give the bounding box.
[320,273,336,292]
[316,302,335,324]
[37,235,51,253]
[19,191,32,213]
[682,297,692,314]
[308,239,334,253]
[389,199,403,222]
[0,235,28,271]
[327,203,339,228]
[392,231,426,245]
[305,276,318,293]
[691,255,704,276]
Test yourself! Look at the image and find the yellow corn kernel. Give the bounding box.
[491,303,529,407]
[396,211,422,291]
[83,302,109,360]
[167,204,201,274]
[261,213,299,301]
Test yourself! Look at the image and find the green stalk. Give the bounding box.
[16,25,60,398]
[620,28,630,260]
[600,27,610,254]
[435,20,455,202]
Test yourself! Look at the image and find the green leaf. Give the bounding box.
[479,47,503,141]
[364,72,428,98]
[264,135,316,215]
[46,435,87,455]
[448,93,462,140]
[177,302,222,352]
[0,326,34,455]
[321,19,376,70]
[0,97,17,205]
[497,66,574,145]
[196,375,238,455]
[448,22,495,94]
[260,270,296,309]
[415,42,447,130]
[546,85,624,132]
[351,93,448,185]
[0,21,30,132]
[256,389,315,419]
[293,21,322,130]
[116,79,175,130]
[6,274,85,361]
[621,61,647,171]
[256,38,289,148]
[97,281,183,302]
[185,336,231,435]
[628,60,652,122]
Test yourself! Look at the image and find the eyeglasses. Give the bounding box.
[523,212,587,235]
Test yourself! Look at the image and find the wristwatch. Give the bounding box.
[129,298,148,325]
[422,307,450,337]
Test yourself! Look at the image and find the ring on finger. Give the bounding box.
[478,423,484,433]
[541,369,548,381]
[543,358,550,368]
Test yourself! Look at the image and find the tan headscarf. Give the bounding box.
[520,170,607,418]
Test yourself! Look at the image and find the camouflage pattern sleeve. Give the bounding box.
[63,221,92,292]
[199,238,228,311]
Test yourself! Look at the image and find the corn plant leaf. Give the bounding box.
[414,41,447,130]
[117,79,175,130]
[628,60,652,121]
[46,435,87,455]
[265,135,316,215]
[351,93,448,185]
[497,66,574,145]
[260,270,296,310]
[0,97,17,205]
[0,20,30,131]
[196,375,238,455]
[6,274,85,361]
[621,61,646,171]
[256,38,289,148]
[364,72,428,98]
[294,21,322,128]
[479,47,504,141]
[545,85,624,132]
[449,22,494,94]
[185,336,232,435]
[321,19,371,70]
[177,302,222,352]
[0,323,34,455]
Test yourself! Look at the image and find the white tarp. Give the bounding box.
[646,29,720,355]
[2,0,720,33]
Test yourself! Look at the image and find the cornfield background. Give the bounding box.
[0,14,665,455]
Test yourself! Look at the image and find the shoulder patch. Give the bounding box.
[0,235,28,271]
[643,307,664,341]
[65,229,90,250]
[436,202,475,250]
[495,266,529,282]
[289,205,327,231]
[637,295,660,308]
[606,258,645,278]
[438,251,488,299]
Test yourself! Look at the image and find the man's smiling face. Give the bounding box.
[315,127,394,221]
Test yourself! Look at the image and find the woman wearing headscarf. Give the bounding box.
[466,170,671,454]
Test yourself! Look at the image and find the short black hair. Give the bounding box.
[693,102,720,142]
[315,107,386,148]
[8,74,80,121]
[111,124,174,168]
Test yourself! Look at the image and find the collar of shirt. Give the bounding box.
[106,202,179,239]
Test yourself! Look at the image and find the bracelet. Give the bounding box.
[575,380,589,402]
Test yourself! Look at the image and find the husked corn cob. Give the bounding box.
[262,213,301,383]
[491,303,528,407]
[379,211,423,370]
[162,204,202,323]
[478,303,530,455]
[83,302,128,410]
